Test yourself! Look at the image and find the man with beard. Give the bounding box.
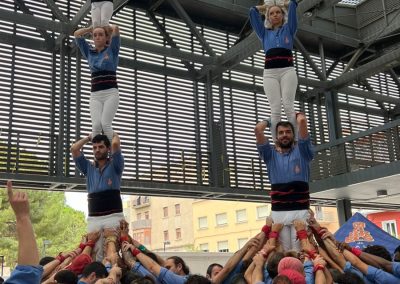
[71,132,124,260]
[254,113,314,251]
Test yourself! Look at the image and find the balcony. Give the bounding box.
[132,196,151,208]
[131,219,152,230]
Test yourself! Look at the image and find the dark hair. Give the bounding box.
[267,252,285,279]
[185,275,212,284]
[54,270,78,284]
[167,256,190,275]
[362,245,391,261]
[130,276,156,284]
[81,261,107,278]
[276,121,295,137]
[92,134,111,148]
[335,271,365,284]
[121,271,142,284]
[206,263,222,277]
[272,275,292,284]
[39,256,55,266]
[144,251,160,264]
[395,245,400,254]
[230,273,247,284]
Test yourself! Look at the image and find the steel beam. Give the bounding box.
[166,0,215,56]
[328,47,400,90]
[42,0,69,22]
[294,37,325,80]
[0,8,69,33]
[336,199,352,226]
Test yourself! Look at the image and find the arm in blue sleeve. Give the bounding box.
[263,268,273,284]
[298,136,314,161]
[110,34,121,56]
[131,262,161,283]
[75,37,90,60]
[222,261,243,284]
[287,0,298,35]
[157,267,187,284]
[111,149,124,175]
[257,142,273,163]
[73,152,90,176]
[367,265,400,283]
[304,260,314,284]
[249,7,265,41]
[392,262,400,278]
[5,265,43,284]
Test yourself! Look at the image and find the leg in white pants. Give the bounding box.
[280,67,298,138]
[100,1,114,27]
[263,69,282,141]
[271,209,309,251]
[91,2,102,28]
[90,88,119,142]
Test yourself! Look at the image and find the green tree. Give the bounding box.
[0,188,87,268]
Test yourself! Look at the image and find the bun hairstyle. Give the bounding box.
[263,0,289,29]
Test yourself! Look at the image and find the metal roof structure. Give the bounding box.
[0,0,400,212]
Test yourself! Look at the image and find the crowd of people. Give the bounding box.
[4,179,400,284]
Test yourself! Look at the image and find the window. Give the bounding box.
[137,213,141,220]
[163,230,169,241]
[198,216,208,229]
[238,238,248,249]
[176,228,182,239]
[163,207,168,217]
[257,206,269,219]
[175,204,181,215]
[217,241,229,252]
[216,213,228,226]
[236,209,247,223]
[199,243,209,252]
[145,211,149,219]
[382,220,398,237]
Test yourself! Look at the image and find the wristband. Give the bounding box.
[79,243,86,250]
[296,229,308,240]
[131,248,142,257]
[269,231,279,239]
[56,253,66,263]
[307,250,317,260]
[120,235,129,243]
[261,225,271,236]
[351,247,362,257]
[313,264,324,273]
[138,244,147,252]
[86,240,96,248]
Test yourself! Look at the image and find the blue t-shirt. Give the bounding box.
[75,35,120,73]
[131,262,161,284]
[157,267,188,284]
[221,261,243,284]
[257,136,314,184]
[392,262,400,278]
[5,265,43,284]
[249,0,297,53]
[366,265,400,283]
[343,261,373,284]
[73,150,124,193]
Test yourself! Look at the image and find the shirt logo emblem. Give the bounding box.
[104,52,110,60]
[108,178,112,186]
[294,165,300,174]
[285,36,289,44]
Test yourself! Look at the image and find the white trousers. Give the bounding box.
[87,212,125,261]
[91,1,114,27]
[90,88,119,143]
[263,67,298,141]
[271,209,309,252]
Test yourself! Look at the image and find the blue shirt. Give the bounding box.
[75,35,120,73]
[221,261,243,284]
[5,265,43,284]
[73,150,124,193]
[249,0,297,53]
[392,262,400,278]
[257,137,314,184]
[304,260,314,284]
[157,267,188,284]
[344,261,373,284]
[366,265,400,283]
[131,262,161,284]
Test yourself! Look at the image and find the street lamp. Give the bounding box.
[163,241,170,252]
[43,240,51,257]
[0,255,4,276]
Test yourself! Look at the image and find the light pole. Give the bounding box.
[0,255,4,276]
[43,240,51,257]
[163,241,170,252]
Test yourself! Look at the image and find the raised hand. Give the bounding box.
[7,180,30,220]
